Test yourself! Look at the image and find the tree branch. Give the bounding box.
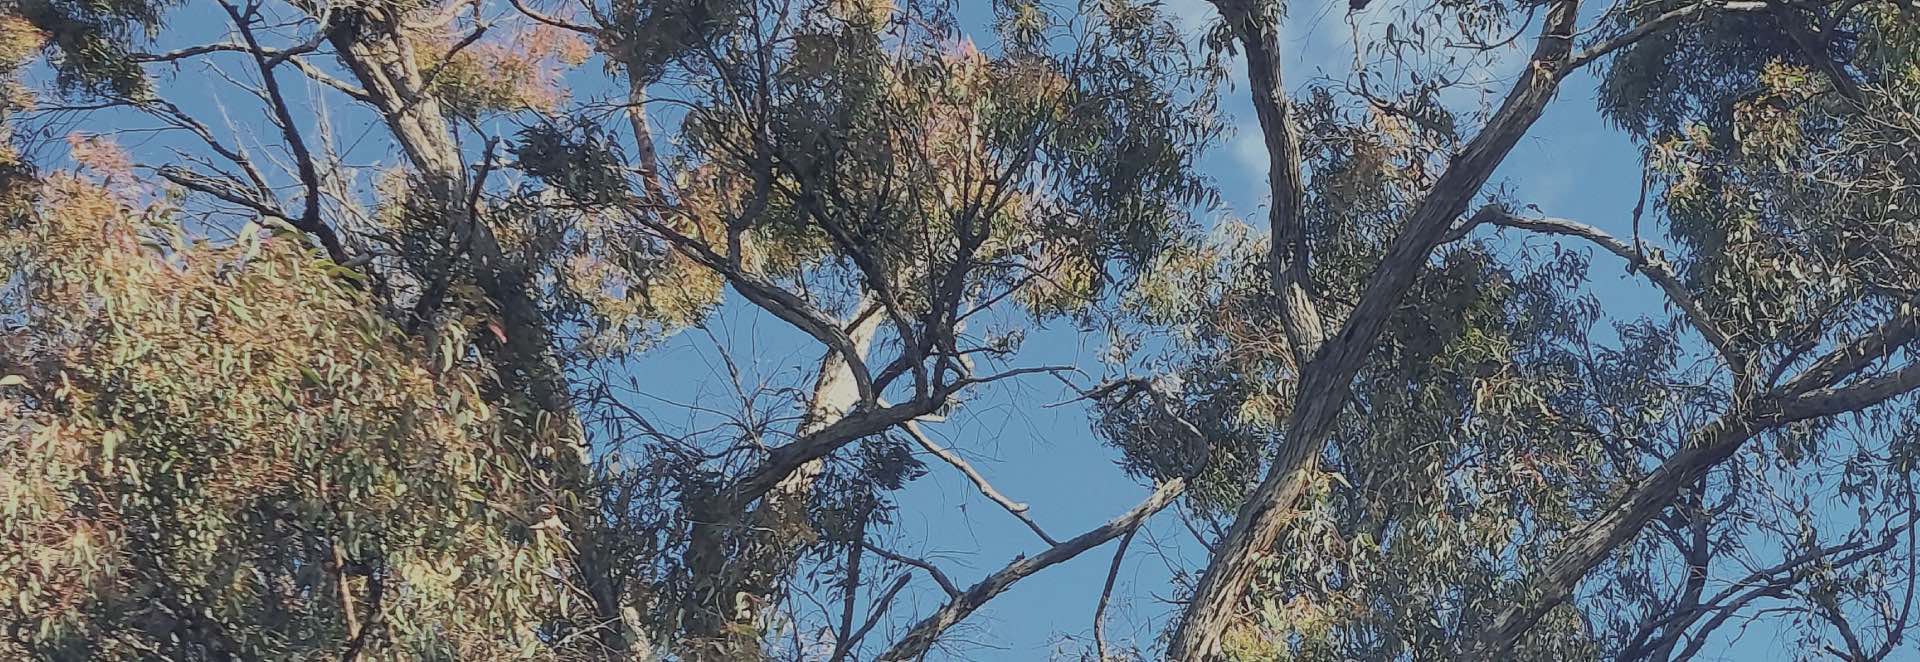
[1484,210,1748,383]
[1564,1,1769,73]
[1779,304,1920,397]
[895,410,1059,546]
[1169,2,1584,656]
[1211,0,1327,361]
[1093,526,1138,662]
[862,543,961,598]
[217,0,345,264]
[876,479,1186,661]
[1470,361,1920,657]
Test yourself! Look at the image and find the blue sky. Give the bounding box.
[59,0,1808,659]
[800,2,1670,658]
[631,2,1716,659]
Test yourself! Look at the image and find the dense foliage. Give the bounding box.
[1,0,1916,660]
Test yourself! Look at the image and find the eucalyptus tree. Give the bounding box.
[1152,0,1920,659]
[2,0,1919,660]
[3,0,1215,659]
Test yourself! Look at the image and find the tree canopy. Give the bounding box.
[2,0,1918,660]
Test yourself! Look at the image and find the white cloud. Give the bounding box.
[1159,0,1218,33]
[1228,122,1271,182]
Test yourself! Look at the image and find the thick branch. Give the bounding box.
[1779,305,1920,397]
[1770,0,1867,105]
[1469,361,1920,657]
[1212,0,1326,360]
[1168,2,1583,656]
[725,399,941,507]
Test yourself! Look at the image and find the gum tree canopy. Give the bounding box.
[1,0,1917,660]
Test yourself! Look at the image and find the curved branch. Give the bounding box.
[862,543,961,598]
[1484,211,1747,381]
[1470,361,1920,657]
[1093,526,1139,662]
[626,209,878,403]
[876,479,1186,661]
[896,413,1059,546]
[1564,1,1768,73]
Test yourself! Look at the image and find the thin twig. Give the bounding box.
[1093,526,1139,661]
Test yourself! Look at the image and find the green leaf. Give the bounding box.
[101,429,122,462]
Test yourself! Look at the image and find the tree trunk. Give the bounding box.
[1166,2,1582,657]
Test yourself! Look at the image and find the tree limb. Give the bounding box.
[862,543,961,598]
[1093,526,1139,662]
[895,410,1059,546]
[876,479,1186,661]
[1484,210,1749,384]
[1469,361,1920,657]
[1169,2,1584,656]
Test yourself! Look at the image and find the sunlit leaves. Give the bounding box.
[0,177,582,659]
[424,22,591,116]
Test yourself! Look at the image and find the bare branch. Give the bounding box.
[504,0,597,34]
[1484,210,1748,383]
[1779,360,1920,421]
[877,479,1186,661]
[1564,1,1769,73]
[862,543,961,598]
[726,399,941,507]
[894,409,1059,546]
[625,209,880,403]
[832,574,911,662]
[1667,522,1913,660]
[1093,526,1139,662]
[217,0,345,263]
[157,167,287,220]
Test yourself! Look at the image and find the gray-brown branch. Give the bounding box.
[1483,211,1747,383]
[877,479,1186,661]
[1167,1,1583,655]
[1467,361,1920,658]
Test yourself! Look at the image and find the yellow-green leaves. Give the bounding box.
[0,176,583,659]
